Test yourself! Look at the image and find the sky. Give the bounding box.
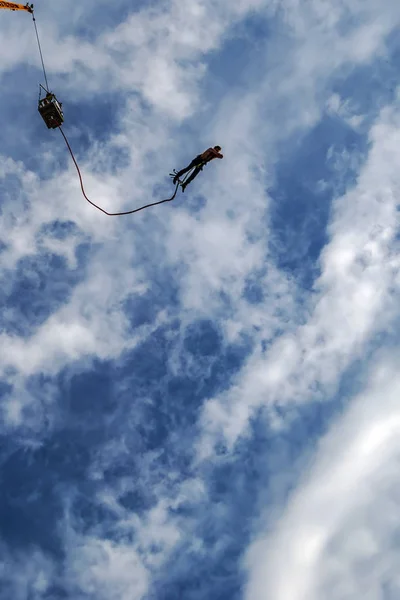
[1,0,400,598]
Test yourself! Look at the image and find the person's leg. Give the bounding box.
[181,166,201,191]
[174,156,203,181]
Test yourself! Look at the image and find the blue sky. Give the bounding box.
[1,1,400,599]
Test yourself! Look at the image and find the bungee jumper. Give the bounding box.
[171,146,223,192]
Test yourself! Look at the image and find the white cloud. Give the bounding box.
[2,0,400,598]
[66,536,149,600]
[197,97,400,455]
[244,355,400,600]
[0,546,55,600]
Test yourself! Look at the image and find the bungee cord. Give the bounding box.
[59,127,185,216]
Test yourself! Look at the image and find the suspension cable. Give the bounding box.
[32,10,49,92]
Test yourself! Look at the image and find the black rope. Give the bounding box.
[59,127,190,216]
[32,11,49,92]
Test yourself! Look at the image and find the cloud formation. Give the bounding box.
[1,0,400,598]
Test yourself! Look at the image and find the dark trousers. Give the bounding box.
[176,155,205,186]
